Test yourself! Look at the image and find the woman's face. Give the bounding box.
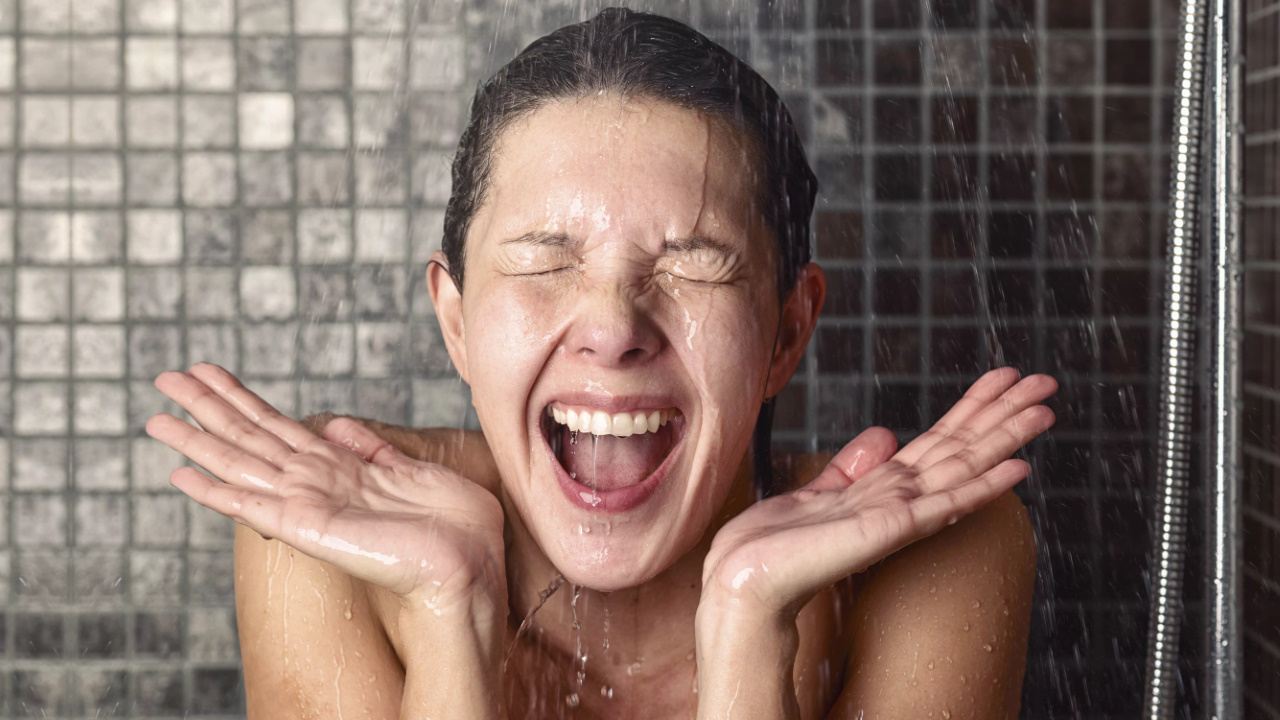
[429,94,817,590]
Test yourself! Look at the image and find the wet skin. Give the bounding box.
[146,95,1058,718]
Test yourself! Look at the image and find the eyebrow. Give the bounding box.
[498,231,735,255]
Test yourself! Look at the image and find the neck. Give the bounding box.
[501,452,759,698]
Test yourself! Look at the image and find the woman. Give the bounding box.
[146,8,1056,718]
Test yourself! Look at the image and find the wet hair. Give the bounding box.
[442,6,818,496]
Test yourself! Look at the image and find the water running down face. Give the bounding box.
[428,94,821,591]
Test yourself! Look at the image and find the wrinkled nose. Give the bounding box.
[563,286,662,368]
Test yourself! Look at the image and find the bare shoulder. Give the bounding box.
[833,489,1036,719]
[234,524,406,719]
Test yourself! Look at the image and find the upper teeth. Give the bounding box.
[548,406,676,438]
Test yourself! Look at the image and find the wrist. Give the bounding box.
[694,600,800,720]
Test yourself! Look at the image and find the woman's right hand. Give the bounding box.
[145,363,507,620]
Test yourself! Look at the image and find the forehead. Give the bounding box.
[473,94,765,244]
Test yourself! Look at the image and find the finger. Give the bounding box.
[146,413,282,491]
[170,466,286,540]
[154,370,295,468]
[892,367,1023,465]
[917,404,1054,493]
[186,362,328,453]
[906,458,1031,537]
[913,373,1058,470]
[320,416,415,470]
[805,426,898,492]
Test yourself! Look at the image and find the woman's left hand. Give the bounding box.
[700,367,1056,620]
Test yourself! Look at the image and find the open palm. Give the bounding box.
[146,363,506,612]
[703,368,1056,614]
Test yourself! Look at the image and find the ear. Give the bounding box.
[764,262,826,399]
[426,251,470,383]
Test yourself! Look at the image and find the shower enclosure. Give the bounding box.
[0,0,1274,717]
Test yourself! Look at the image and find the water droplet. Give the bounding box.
[942,710,952,719]
[565,693,580,708]
[600,685,614,699]
[982,644,994,652]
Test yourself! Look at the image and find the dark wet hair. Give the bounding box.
[442,6,818,496]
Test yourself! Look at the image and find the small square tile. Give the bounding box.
[14,494,67,545]
[0,38,12,90]
[301,322,353,375]
[240,150,292,205]
[125,152,180,205]
[182,38,235,90]
[21,96,71,146]
[134,611,183,658]
[126,37,178,90]
[299,268,350,319]
[412,377,470,426]
[239,0,290,33]
[18,210,71,262]
[127,380,177,430]
[71,0,119,31]
[187,607,238,661]
[184,209,237,263]
[127,209,182,263]
[0,96,14,145]
[184,267,237,318]
[132,494,186,546]
[71,153,123,205]
[182,152,236,207]
[240,92,293,149]
[355,209,406,261]
[18,268,71,320]
[181,0,231,32]
[129,550,183,605]
[240,322,297,375]
[72,548,126,600]
[133,670,185,715]
[354,0,404,31]
[24,0,68,30]
[15,549,71,600]
[71,97,121,147]
[238,36,293,89]
[242,209,292,263]
[190,667,243,714]
[410,34,464,89]
[411,150,450,205]
[20,152,72,204]
[128,324,181,378]
[355,152,407,203]
[126,95,178,148]
[14,612,65,656]
[240,266,296,319]
[299,208,352,262]
[352,265,406,317]
[186,550,233,601]
[182,94,236,148]
[73,438,129,490]
[72,670,128,717]
[74,493,127,545]
[297,37,348,90]
[297,151,350,204]
[126,0,177,31]
[71,210,122,263]
[295,0,346,33]
[356,322,405,376]
[131,437,183,491]
[353,36,403,89]
[409,92,461,147]
[74,382,128,435]
[186,323,238,372]
[353,92,403,148]
[13,438,68,490]
[73,325,126,378]
[297,94,349,147]
[71,268,123,321]
[15,325,69,379]
[71,38,121,89]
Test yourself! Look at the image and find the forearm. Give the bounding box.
[397,601,507,720]
[695,602,801,720]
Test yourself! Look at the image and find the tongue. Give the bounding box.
[559,423,676,491]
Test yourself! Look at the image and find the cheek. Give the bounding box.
[463,285,562,415]
[669,293,776,426]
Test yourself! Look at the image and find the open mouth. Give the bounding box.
[539,402,687,512]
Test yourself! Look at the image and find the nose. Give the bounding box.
[563,284,662,368]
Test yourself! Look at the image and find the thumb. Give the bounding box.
[320,416,414,469]
[805,426,898,492]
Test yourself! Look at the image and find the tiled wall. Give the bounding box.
[1243,0,1280,717]
[0,0,1191,717]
